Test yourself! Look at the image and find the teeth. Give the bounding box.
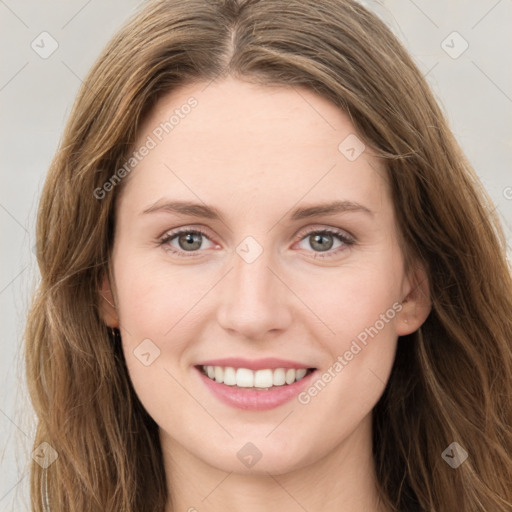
[295,368,307,380]
[223,366,237,385]
[285,368,295,384]
[254,369,273,388]
[202,365,311,388]
[273,368,286,386]
[236,368,254,387]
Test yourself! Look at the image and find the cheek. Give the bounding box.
[295,309,398,460]
[294,257,402,412]
[114,260,201,421]
[294,258,403,345]
[114,254,200,338]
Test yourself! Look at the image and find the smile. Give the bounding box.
[194,358,318,410]
[200,365,314,389]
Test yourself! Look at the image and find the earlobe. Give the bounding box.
[396,265,431,336]
[99,273,119,328]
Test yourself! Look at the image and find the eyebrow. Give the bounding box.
[141,199,373,221]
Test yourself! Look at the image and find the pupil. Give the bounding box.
[180,233,201,251]
[312,233,333,251]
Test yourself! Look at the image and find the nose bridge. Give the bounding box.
[234,241,275,300]
[216,236,292,338]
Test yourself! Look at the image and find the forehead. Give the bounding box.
[118,77,388,217]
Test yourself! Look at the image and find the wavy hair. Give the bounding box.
[24,0,512,510]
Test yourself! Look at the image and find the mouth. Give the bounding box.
[197,364,316,390]
[194,361,318,410]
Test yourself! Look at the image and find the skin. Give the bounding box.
[100,77,431,512]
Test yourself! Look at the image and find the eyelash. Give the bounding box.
[158,226,355,259]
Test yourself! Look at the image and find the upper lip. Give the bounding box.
[195,357,315,371]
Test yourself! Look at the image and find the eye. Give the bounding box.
[159,228,216,258]
[158,226,355,259]
[294,227,355,258]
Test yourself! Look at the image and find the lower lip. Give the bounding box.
[196,367,316,410]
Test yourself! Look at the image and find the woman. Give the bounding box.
[24,0,512,510]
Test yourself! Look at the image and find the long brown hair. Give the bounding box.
[24,0,512,510]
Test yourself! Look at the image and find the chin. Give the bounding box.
[195,436,314,476]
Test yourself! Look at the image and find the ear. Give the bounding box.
[99,273,119,328]
[396,262,431,336]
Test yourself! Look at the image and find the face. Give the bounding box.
[100,77,430,475]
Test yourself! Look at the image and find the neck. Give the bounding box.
[161,414,390,512]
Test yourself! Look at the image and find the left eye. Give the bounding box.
[159,229,215,256]
[159,227,354,259]
[295,229,354,257]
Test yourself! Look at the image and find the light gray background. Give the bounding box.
[1,0,511,509]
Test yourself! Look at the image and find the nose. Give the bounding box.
[216,243,294,341]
